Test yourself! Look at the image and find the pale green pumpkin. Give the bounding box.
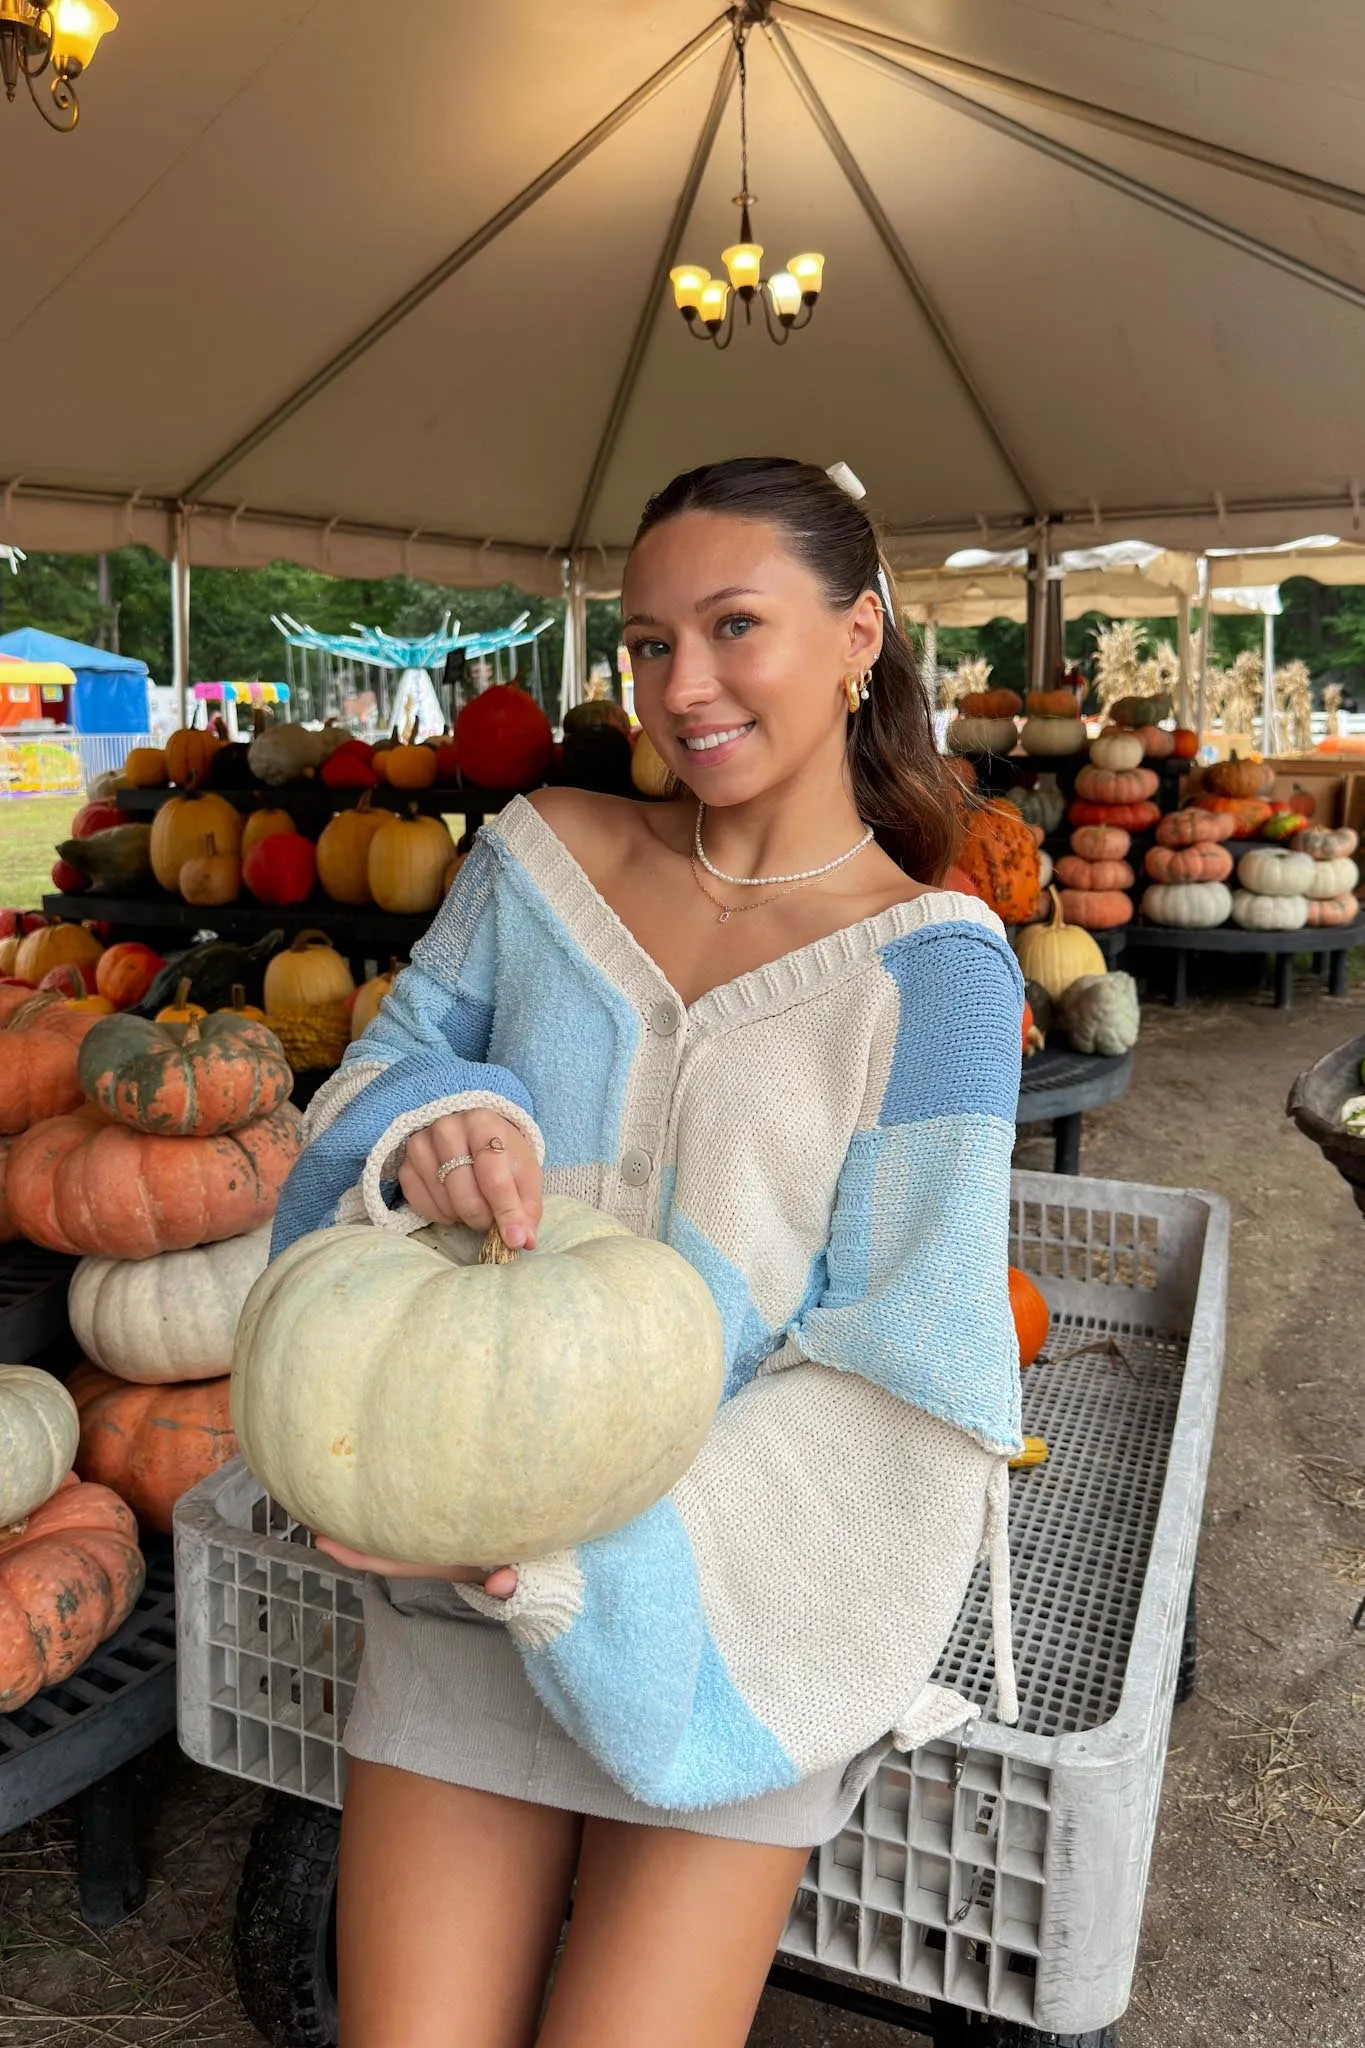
[0,1366,79,1529]
[230,1196,725,1565]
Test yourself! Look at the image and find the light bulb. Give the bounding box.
[669,265,710,315]
[721,242,763,293]
[766,270,802,320]
[48,0,118,72]
[698,279,731,327]
[788,252,825,298]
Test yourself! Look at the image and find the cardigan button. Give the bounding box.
[620,1147,653,1188]
[650,999,681,1036]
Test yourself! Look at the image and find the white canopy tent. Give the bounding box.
[5,1,1365,716]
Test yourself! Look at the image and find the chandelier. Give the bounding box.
[668,17,825,349]
[0,0,117,131]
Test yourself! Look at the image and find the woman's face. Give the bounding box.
[622,511,882,804]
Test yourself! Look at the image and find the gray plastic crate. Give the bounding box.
[175,1170,1227,2035]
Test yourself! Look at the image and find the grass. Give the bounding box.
[0,795,77,910]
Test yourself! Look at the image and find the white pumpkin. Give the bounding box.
[231,1197,726,1565]
[1020,717,1087,757]
[1038,850,1054,889]
[946,716,1018,756]
[1237,847,1316,897]
[1141,881,1233,929]
[1303,855,1360,900]
[0,1366,79,1528]
[70,1227,271,1383]
[248,722,353,786]
[1231,889,1308,931]
[1089,732,1145,772]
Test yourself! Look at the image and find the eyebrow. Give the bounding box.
[621,587,760,631]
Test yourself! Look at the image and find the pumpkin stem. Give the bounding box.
[478,1226,519,1266]
[173,977,194,1008]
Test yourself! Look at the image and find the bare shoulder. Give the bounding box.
[524,787,663,866]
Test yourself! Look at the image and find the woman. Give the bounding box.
[270,456,1025,2047]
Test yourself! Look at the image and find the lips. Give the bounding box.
[680,722,756,754]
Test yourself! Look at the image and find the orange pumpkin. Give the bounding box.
[1058,888,1133,930]
[13,922,103,987]
[958,689,1023,719]
[1068,799,1161,832]
[1069,824,1131,862]
[0,1471,145,1711]
[155,978,208,1025]
[68,1365,237,1537]
[164,727,224,789]
[1024,689,1080,718]
[1009,1267,1050,1368]
[1304,893,1358,927]
[241,804,297,856]
[0,996,100,1135]
[70,995,116,1015]
[1143,843,1233,885]
[381,743,439,791]
[1054,855,1135,892]
[954,799,1042,924]
[1073,764,1160,807]
[0,1135,16,1241]
[1156,808,1235,848]
[77,1008,292,1138]
[1191,794,1273,836]
[121,747,168,789]
[1171,729,1200,759]
[316,791,387,907]
[148,790,244,893]
[1203,752,1274,799]
[5,1102,302,1259]
[95,942,165,1011]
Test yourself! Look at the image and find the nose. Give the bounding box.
[657,631,718,719]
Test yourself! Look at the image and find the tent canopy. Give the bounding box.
[4,1,1365,589]
[0,629,149,733]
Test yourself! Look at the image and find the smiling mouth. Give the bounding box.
[680,723,756,754]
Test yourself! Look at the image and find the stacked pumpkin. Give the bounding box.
[1017,686,1088,760]
[1013,892,1141,1057]
[0,985,105,1243]
[6,1007,302,1540]
[1291,826,1360,928]
[1189,752,1277,838]
[0,1365,146,1713]
[1140,809,1236,928]
[946,687,1022,758]
[1231,846,1319,934]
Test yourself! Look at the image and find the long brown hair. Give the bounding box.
[632,457,959,882]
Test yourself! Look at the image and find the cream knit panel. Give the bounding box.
[670,974,884,1330]
[672,1365,995,1777]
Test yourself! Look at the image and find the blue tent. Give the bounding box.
[0,627,149,733]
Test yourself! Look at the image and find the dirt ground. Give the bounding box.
[2,959,1362,2047]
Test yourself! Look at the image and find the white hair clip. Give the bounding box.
[826,461,867,502]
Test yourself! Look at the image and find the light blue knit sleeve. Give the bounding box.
[270,833,540,1254]
[460,921,1025,1810]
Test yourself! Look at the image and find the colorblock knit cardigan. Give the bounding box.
[271,797,1027,1809]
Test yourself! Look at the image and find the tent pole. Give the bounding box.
[1026,526,1051,699]
[775,4,1365,219]
[171,507,191,727]
[1194,556,1211,749]
[1262,607,1278,756]
[560,559,588,727]
[181,17,731,504]
[569,39,737,552]
[1175,588,1192,727]
[766,24,1040,514]
[786,13,1365,320]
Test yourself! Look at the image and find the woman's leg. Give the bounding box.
[536,1816,808,2048]
[337,1758,581,2048]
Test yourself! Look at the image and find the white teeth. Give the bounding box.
[681,724,753,753]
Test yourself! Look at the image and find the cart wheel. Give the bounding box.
[1174,1575,1197,1706]
[232,1791,340,2048]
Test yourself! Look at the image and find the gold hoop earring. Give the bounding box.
[844,673,862,714]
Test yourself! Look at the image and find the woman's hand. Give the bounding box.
[313,1535,518,1600]
[398,1108,542,1249]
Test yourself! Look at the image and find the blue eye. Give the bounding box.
[717,613,757,639]
[628,637,669,662]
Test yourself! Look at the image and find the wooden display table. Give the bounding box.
[1123,915,1365,1010]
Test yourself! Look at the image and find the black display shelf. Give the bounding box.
[40,891,432,953]
[1125,913,1365,1009]
[1016,1045,1135,1173]
[115,780,521,828]
[0,1241,78,1360]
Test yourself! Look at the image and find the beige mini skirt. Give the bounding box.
[342,1577,894,1847]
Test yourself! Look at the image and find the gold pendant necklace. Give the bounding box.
[689,855,819,924]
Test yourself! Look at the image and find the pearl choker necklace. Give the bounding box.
[693,804,874,888]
